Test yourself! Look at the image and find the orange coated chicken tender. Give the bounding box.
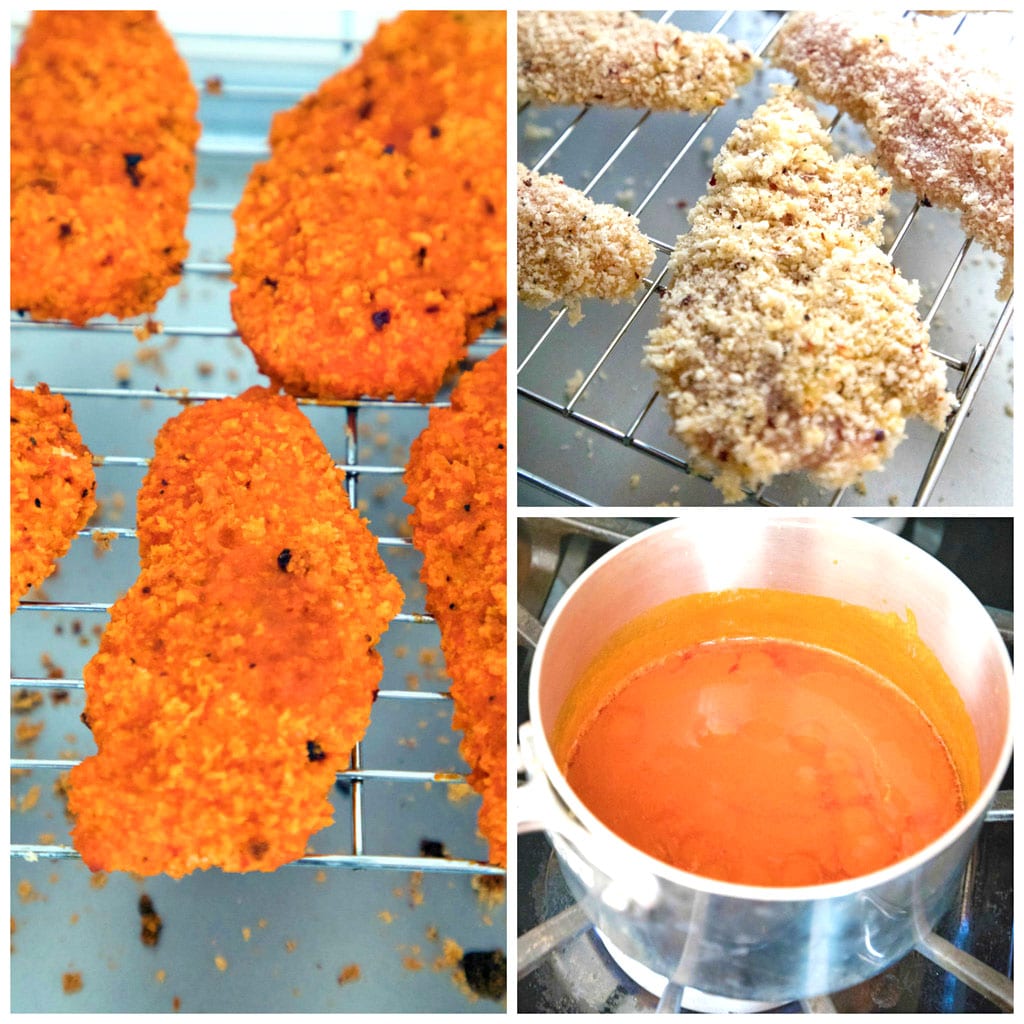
[68,388,403,877]
[404,349,507,866]
[11,11,199,324]
[10,383,97,611]
[229,11,506,401]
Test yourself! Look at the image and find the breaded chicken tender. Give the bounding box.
[769,11,1013,298]
[518,10,757,111]
[68,388,403,877]
[10,383,97,611]
[230,12,506,401]
[517,163,655,326]
[404,350,507,867]
[11,11,199,324]
[645,88,954,502]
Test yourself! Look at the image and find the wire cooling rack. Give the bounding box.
[11,14,504,1014]
[517,10,1014,508]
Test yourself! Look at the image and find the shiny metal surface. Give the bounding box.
[521,516,1012,1003]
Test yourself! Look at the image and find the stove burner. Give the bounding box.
[594,929,784,1013]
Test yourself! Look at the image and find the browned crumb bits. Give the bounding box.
[62,972,83,995]
[139,894,163,947]
[337,964,361,986]
[461,949,507,1001]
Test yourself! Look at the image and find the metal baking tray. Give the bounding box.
[10,11,505,1013]
[517,10,1013,508]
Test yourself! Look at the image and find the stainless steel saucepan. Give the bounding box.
[518,515,1012,1006]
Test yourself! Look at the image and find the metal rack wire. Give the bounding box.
[517,10,1014,508]
[8,22,503,880]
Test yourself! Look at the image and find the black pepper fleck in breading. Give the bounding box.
[372,309,391,331]
[461,950,506,1001]
[123,152,144,187]
[277,548,292,572]
[34,497,42,508]
[382,143,396,155]
[306,740,326,762]
[429,124,442,138]
[248,838,270,860]
[58,222,73,239]
[262,276,278,291]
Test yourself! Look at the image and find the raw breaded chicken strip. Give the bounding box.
[517,163,655,325]
[518,10,757,111]
[404,350,507,867]
[68,388,403,877]
[645,87,954,502]
[11,11,199,324]
[10,383,97,611]
[230,12,506,401]
[770,11,1013,298]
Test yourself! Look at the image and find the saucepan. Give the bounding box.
[518,515,1012,1005]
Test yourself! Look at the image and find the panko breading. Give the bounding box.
[518,10,757,111]
[67,388,403,877]
[10,383,97,611]
[230,12,506,402]
[403,350,507,867]
[769,11,1013,298]
[645,87,954,502]
[517,163,655,326]
[11,11,199,324]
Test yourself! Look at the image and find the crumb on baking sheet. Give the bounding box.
[12,689,43,714]
[337,963,361,986]
[214,955,228,972]
[461,949,507,1001]
[91,529,117,555]
[62,971,83,995]
[17,880,44,903]
[18,785,41,813]
[472,873,507,907]
[139,893,163,947]
[15,721,44,745]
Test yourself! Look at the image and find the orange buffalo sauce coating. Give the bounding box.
[554,588,979,887]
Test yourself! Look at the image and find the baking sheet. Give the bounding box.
[10,11,505,1013]
[517,10,1014,508]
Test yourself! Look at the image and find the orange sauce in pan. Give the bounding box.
[554,589,979,888]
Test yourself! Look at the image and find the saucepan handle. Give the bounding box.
[518,720,661,910]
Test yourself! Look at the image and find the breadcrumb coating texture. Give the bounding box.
[67,388,403,877]
[11,11,199,324]
[404,350,507,867]
[769,11,1013,298]
[517,163,655,325]
[230,11,506,401]
[518,10,757,111]
[645,87,954,502]
[10,383,97,611]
